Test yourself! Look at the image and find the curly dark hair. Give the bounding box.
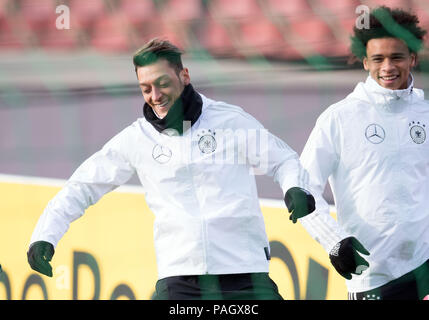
[350,6,427,60]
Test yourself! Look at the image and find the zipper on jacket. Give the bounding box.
[184,128,209,274]
[201,215,209,274]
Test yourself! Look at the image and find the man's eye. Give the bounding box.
[159,83,170,88]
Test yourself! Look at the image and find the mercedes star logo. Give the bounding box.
[365,124,385,144]
[152,144,172,164]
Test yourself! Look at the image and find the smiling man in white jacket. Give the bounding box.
[300,6,429,300]
[27,38,315,300]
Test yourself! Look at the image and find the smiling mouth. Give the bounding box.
[379,75,399,81]
[153,101,169,108]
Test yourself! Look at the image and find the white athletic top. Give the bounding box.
[300,74,429,292]
[30,93,309,279]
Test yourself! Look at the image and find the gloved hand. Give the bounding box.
[27,241,55,277]
[284,187,316,223]
[329,237,370,280]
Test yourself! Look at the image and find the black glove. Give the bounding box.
[329,237,370,280]
[284,187,316,223]
[27,241,55,277]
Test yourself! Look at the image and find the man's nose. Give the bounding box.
[381,58,396,73]
[152,87,162,102]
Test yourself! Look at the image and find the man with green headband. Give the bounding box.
[300,6,429,300]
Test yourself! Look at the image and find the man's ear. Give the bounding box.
[363,56,369,71]
[410,52,417,68]
[180,68,191,85]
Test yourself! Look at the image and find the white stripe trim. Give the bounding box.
[0,173,67,187]
[0,173,145,194]
[0,173,336,211]
[258,198,285,208]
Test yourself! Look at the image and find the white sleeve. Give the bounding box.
[29,132,136,248]
[241,112,309,193]
[262,132,309,194]
[299,110,351,253]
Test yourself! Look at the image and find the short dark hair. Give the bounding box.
[133,38,184,74]
[350,6,427,60]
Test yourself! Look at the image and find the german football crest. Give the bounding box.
[197,129,217,154]
[409,121,426,144]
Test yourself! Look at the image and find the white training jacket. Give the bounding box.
[300,74,429,293]
[30,93,308,280]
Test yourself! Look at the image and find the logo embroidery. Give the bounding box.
[409,121,426,144]
[198,129,217,154]
[365,124,385,144]
[152,144,172,164]
[362,294,381,300]
[330,243,341,257]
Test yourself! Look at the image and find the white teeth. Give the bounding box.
[382,76,398,80]
[155,101,168,107]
